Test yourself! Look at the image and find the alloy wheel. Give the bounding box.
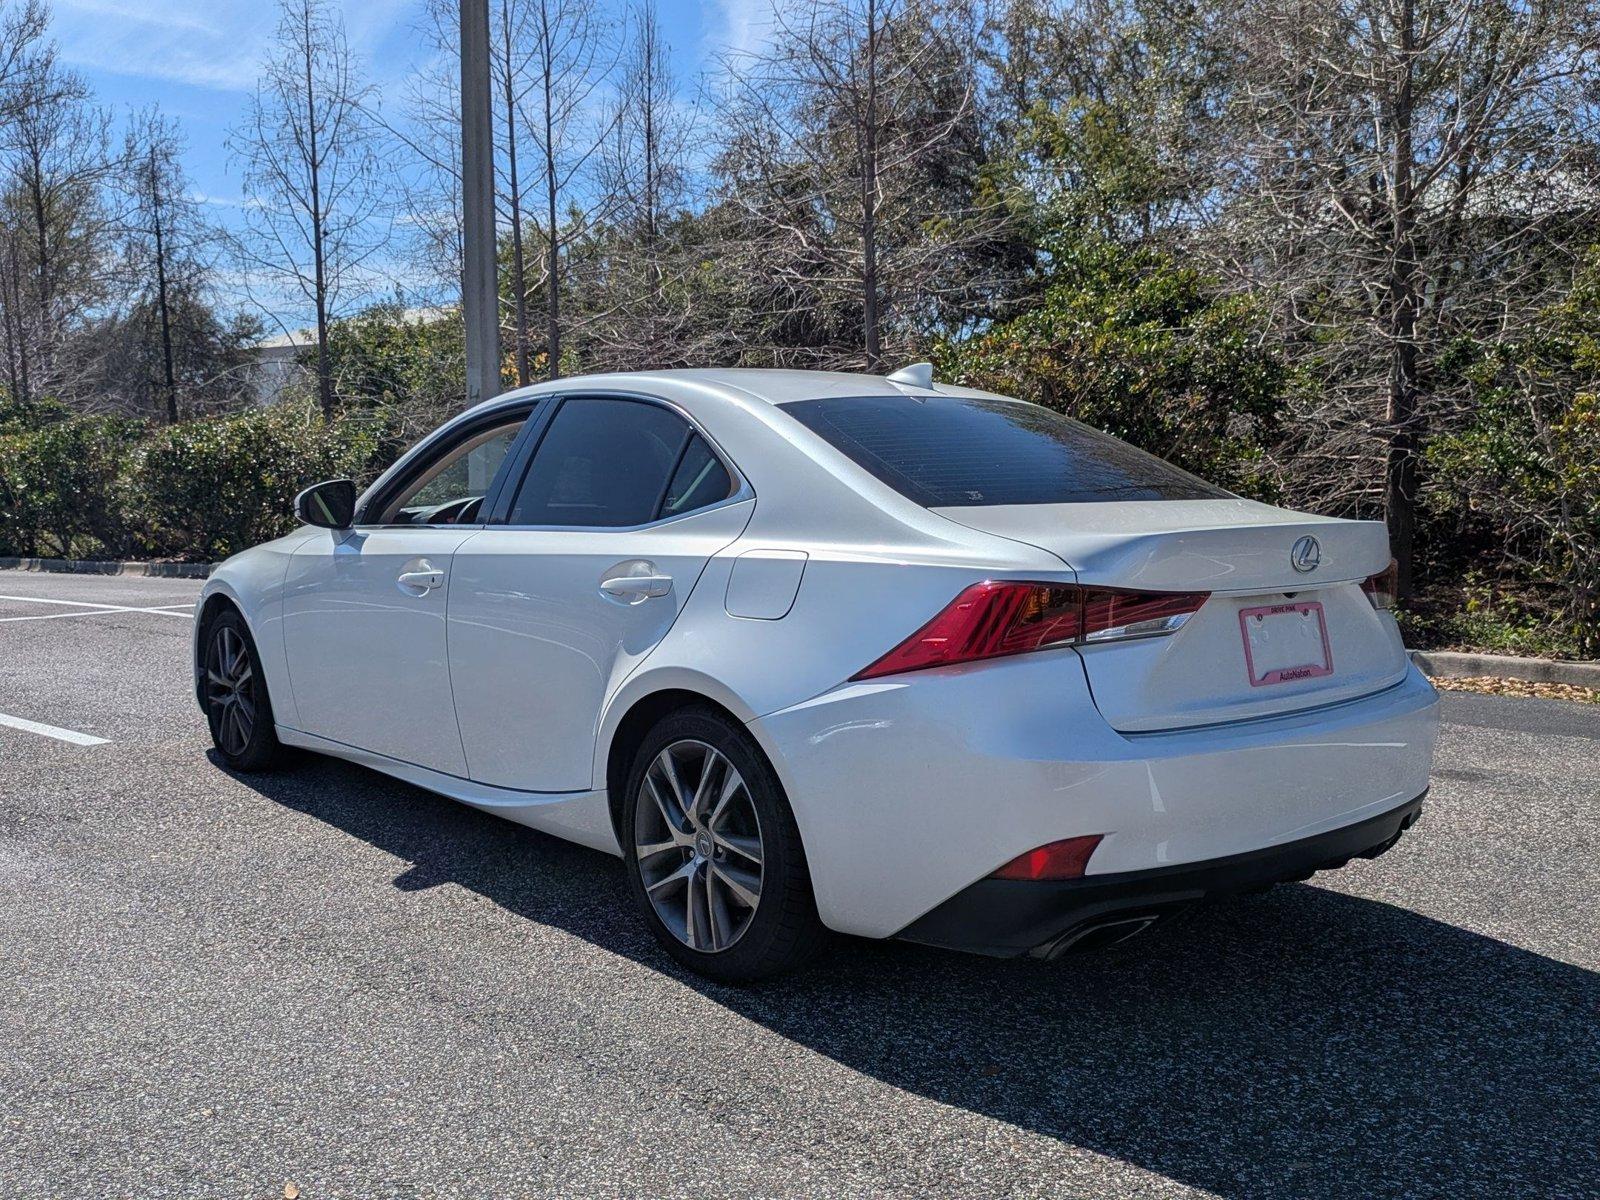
[205,625,256,757]
[634,739,765,953]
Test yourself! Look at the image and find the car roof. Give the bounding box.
[643,368,959,405]
[465,367,1005,420]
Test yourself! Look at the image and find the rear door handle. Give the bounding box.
[599,563,673,600]
[398,566,445,593]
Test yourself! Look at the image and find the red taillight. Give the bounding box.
[990,834,1104,881]
[852,581,1209,680]
[851,581,1082,679]
[1362,559,1398,610]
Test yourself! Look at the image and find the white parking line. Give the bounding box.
[0,593,196,611]
[0,594,195,623]
[0,712,110,746]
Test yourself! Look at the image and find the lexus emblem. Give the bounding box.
[1290,535,1321,573]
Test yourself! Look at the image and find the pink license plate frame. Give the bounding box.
[1238,600,1334,687]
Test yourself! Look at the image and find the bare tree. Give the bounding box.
[392,10,466,301]
[229,0,389,417]
[1213,0,1600,598]
[0,0,49,405]
[0,53,112,396]
[0,224,29,403]
[0,0,46,122]
[718,0,995,370]
[524,0,615,378]
[608,2,686,294]
[117,107,214,421]
[586,0,695,365]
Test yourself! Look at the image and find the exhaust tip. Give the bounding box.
[1040,913,1164,958]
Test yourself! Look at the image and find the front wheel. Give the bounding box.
[622,708,826,983]
[202,608,283,773]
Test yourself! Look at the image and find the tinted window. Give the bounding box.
[662,435,734,516]
[507,398,691,527]
[781,394,1230,506]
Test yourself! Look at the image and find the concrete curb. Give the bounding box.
[1410,649,1600,689]
[0,557,213,579]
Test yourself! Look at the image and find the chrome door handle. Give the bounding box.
[599,574,672,598]
[398,567,445,593]
[599,565,673,600]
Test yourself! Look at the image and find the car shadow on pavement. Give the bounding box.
[228,752,1600,1200]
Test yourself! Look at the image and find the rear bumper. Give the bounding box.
[898,791,1426,957]
[752,655,1439,940]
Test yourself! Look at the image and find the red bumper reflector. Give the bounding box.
[990,834,1104,881]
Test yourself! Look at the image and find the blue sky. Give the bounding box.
[48,0,769,322]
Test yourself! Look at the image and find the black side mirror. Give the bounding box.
[294,479,357,530]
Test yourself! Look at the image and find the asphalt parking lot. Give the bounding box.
[1,571,1596,1199]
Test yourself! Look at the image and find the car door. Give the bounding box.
[281,406,535,774]
[447,394,754,792]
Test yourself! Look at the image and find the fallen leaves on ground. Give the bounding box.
[1427,675,1599,703]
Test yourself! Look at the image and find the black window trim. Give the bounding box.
[487,390,751,533]
[353,396,546,529]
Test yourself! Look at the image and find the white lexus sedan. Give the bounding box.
[194,366,1438,981]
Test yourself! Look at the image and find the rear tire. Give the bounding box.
[622,707,827,983]
[201,607,282,773]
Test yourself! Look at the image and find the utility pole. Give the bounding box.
[460,0,500,407]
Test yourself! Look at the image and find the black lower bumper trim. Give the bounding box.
[898,791,1427,958]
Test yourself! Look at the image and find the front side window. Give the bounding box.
[781,393,1231,507]
[506,398,734,528]
[374,416,526,525]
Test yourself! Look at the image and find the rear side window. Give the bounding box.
[781,394,1230,506]
[662,435,734,516]
[506,398,733,527]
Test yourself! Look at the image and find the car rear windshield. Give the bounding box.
[780,393,1231,507]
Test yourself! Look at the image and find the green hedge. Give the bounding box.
[135,404,377,560]
[0,402,377,562]
[0,415,144,558]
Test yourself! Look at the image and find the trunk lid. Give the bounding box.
[932,498,1388,592]
[933,499,1410,731]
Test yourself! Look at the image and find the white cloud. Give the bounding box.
[52,0,270,90]
[52,0,421,93]
[191,190,260,209]
[705,0,777,64]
